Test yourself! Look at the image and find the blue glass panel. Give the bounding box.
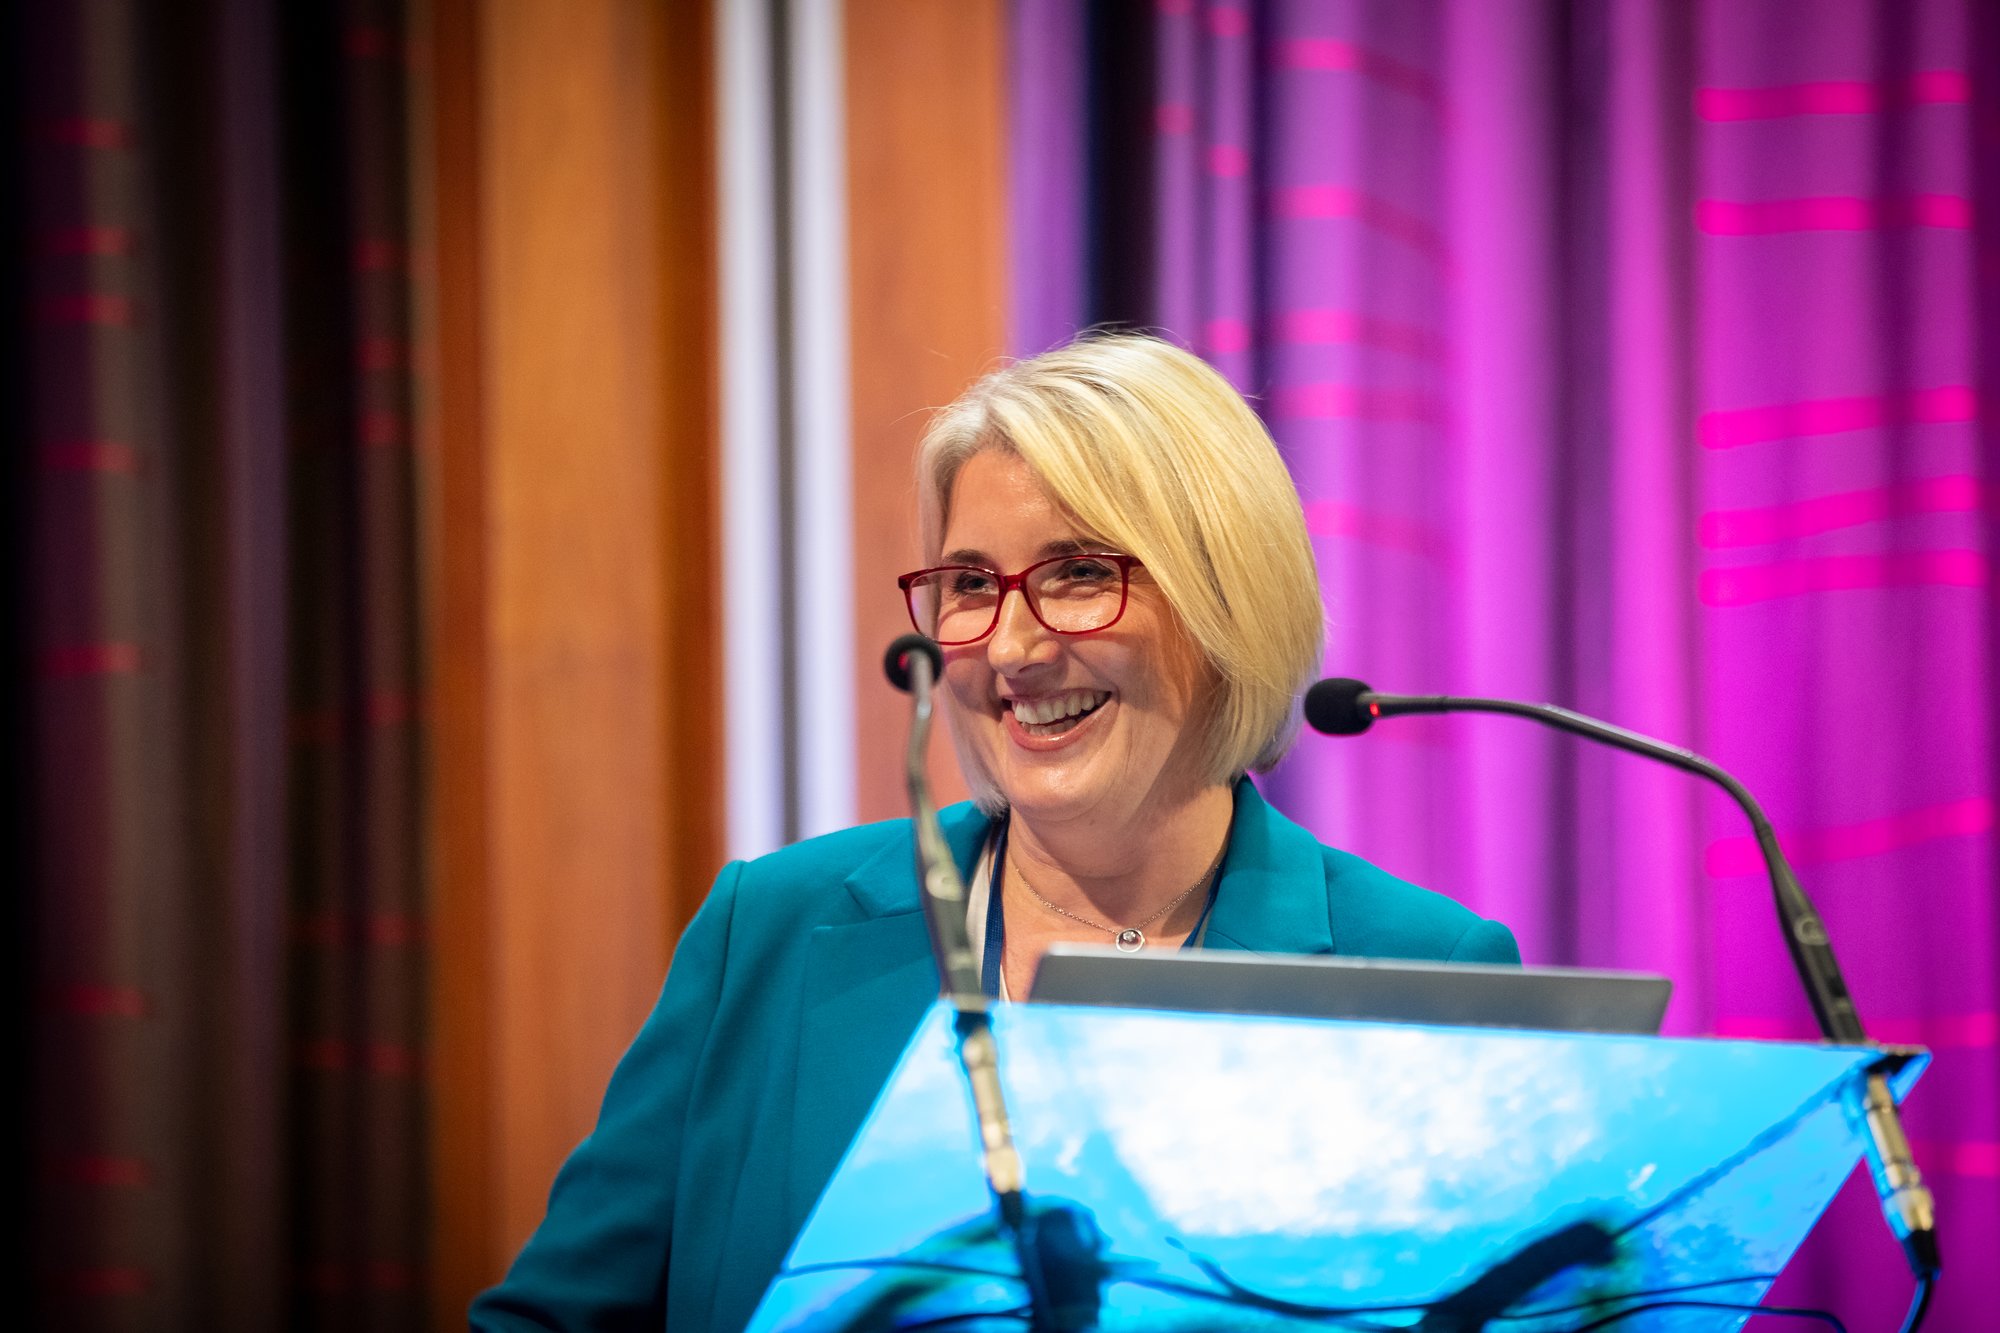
[749,1003,1925,1332]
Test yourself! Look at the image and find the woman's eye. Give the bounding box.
[1059,558,1116,581]
[948,571,997,596]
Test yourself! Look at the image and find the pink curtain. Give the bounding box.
[1010,0,1996,1325]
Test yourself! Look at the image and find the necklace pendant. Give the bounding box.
[1115,928,1145,953]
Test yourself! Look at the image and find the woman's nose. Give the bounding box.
[985,589,1056,670]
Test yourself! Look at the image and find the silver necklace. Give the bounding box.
[1014,847,1224,953]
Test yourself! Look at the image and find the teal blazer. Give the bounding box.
[471,781,1518,1332]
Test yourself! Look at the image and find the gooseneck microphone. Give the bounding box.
[887,634,1102,1331]
[884,634,985,1004]
[1305,677,1941,1295]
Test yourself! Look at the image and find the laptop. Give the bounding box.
[1029,945,1672,1035]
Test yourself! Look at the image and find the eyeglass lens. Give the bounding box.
[905,555,1129,645]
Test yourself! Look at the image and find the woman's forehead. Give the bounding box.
[941,451,1105,555]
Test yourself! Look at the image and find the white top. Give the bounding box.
[964,831,1009,1001]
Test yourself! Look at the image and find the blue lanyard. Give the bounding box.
[981,820,1224,999]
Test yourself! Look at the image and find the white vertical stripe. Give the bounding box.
[718,0,785,860]
[787,0,856,839]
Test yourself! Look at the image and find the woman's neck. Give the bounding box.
[1003,781,1235,923]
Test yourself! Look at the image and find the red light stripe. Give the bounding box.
[39,226,135,256]
[1698,386,1975,449]
[296,1038,424,1077]
[40,643,142,678]
[1269,382,1446,425]
[1699,194,1971,235]
[290,911,428,947]
[1912,1140,2000,1178]
[47,1155,151,1187]
[345,24,391,58]
[1704,796,1993,877]
[40,117,133,149]
[355,336,405,371]
[40,442,140,474]
[1206,3,1247,38]
[1229,308,1445,362]
[1698,476,1989,548]
[351,238,403,272]
[1698,550,1985,605]
[35,294,134,326]
[44,984,148,1017]
[359,409,406,447]
[289,692,426,744]
[52,1267,150,1296]
[1714,1011,1996,1049]
[1273,39,1445,112]
[1208,144,1250,178]
[1302,499,1453,562]
[1697,71,1970,121]
[1270,186,1447,261]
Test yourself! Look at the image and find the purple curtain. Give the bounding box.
[13,1,427,1327]
[1010,0,1996,1326]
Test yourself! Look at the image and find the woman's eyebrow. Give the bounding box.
[938,537,1101,567]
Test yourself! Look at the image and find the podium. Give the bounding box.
[747,1001,1925,1331]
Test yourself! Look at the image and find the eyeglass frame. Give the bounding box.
[896,552,1144,646]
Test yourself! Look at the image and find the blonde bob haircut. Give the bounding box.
[916,333,1324,799]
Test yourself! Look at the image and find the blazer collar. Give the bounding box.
[836,782,1332,956]
[1201,779,1336,956]
[839,801,994,919]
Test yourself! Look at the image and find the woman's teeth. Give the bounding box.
[1011,690,1110,735]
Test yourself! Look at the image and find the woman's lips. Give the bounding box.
[1002,695,1112,752]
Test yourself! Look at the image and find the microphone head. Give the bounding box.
[1304,677,1376,735]
[884,634,943,693]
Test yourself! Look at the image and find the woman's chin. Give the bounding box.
[990,753,1122,825]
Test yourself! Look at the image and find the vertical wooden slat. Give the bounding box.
[479,0,671,1261]
[845,0,1009,822]
[422,0,719,1319]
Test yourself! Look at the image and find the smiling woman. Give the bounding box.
[471,333,1521,1333]
[900,335,1342,996]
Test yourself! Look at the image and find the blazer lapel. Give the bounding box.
[785,786,1332,1221]
[786,802,995,1219]
[1201,780,1337,956]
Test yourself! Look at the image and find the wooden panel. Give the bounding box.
[845,0,1009,821]
[422,0,720,1316]
[479,0,673,1257]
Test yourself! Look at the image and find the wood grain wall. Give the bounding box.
[422,0,719,1322]
[845,0,1008,823]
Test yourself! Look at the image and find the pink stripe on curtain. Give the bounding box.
[1698,550,1987,605]
[1696,70,1970,120]
[1698,193,1972,234]
[1699,476,1990,546]
[1698,385,1976,448]
[1704,796,1994,877]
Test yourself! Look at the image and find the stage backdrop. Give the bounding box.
[1010,0,1996,1327]
[17,1,427,1327]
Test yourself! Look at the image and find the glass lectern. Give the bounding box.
[747,1002,1924,1332]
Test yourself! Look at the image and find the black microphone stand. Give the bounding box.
[1306,680,1940,1324]
[886,635,1101,1332]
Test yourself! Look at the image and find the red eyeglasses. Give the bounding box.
[897,553,1141,646]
